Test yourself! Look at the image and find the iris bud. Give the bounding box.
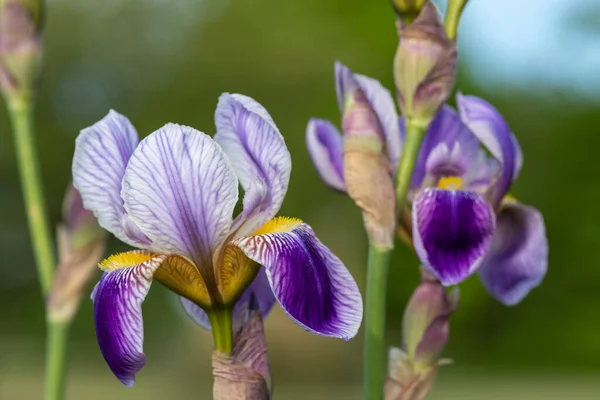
[0,0,43,101]
[393,2,457,126]
[47,184,107,322]
[338,64,396,249]
[212,309,272,400]
[390,0,427,25]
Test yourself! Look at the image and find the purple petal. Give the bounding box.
[92,255,166,386]
[306,118,346,192]
[413,189,496,286]
[335,62,402,169]
[215,94,291,237]
[234,222,363,340]
[181,268,276,332]
[479,202,547,305]
[122,124,239,268]
[457,94,518,206]
[72,110,149,247]
[407,105,481,189]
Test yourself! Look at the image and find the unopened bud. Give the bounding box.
[390,0,427,25]
[393,2,457,125]
[212,311,271,400]
[337,63,396,249]
[0,0,44,101]
[385,347,438,400]
[47,184,106,322]
[402,270,458,370]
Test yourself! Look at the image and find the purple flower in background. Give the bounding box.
[72,94,363,386]
[405,94,547,304]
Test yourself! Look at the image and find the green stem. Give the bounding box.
[363,244,392,400]
[45,321,70,400]
[209,308,234,353]
[6,97,72,400]
[395,117,427,214]
[7,98,55,295]
[444,0,468,40]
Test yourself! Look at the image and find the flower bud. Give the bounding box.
[47,184,106,322]
[402,270,458,370]
[212,310,271,400]
[390,0,427,25]
[393,2,457,125]
[337,63,397,249]
[0,0,43,101]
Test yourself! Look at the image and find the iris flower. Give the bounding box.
[306,63,547,306]
[72,93,363,386]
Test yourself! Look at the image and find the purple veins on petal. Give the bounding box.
[92,256,166,386]
[479,201,548,306]
[72,110,146,247]
[413,188,496,286]
[235,223,363,340]
[306,118,346,192]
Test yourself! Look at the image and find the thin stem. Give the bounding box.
[395,117,427,214]
[7,98,55,295]
[444,0,468,40]
[209,308,234,354]
[363,244,392,400]
[45,321,70,400]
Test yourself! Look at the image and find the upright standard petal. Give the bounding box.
[215,93,291,236]
[92,253,166,386]
[456,94,517,206]
[306,118,346,192]
[72,110,148,247]
[413,189,496,286]
[234,217,363,340]
[354,73,402,169]
[408,106,480,189]
[181,268,276,332]
[479,202,548,305]
[122,124,239,270]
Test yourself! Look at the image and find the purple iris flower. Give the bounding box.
[406,94,547,304]
[72,93,363,386]
[307,64,547,306]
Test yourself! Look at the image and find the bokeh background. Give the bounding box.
[1,0,600,398]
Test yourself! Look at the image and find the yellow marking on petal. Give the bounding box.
[216,245,259,305]
[252,216,303,236]
[503,193,518,204]
[155,255,212,308]
[436,176,463,191]
[98,251,155,272]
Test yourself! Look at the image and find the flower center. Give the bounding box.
[437,176,463,191]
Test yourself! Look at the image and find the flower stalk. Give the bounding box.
[395,118,427,214]
[444,0,469,40]
[364,244,392,400]
[209,308,235,354]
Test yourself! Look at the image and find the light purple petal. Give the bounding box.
[215,94,291,237]
[92,255,166,386]
[122,124,239,268]
[413,189,496,286]
[306,118,346,192]
[234,223,363,340]
[335,62,402,169]
[181,268,276,332]
[407,106,480,189]
[457,94,518,206]
[479,202,548,305]
[72,110,149,247]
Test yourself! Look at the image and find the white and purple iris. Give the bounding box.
[307,63,548,306]
[72,94,363,386]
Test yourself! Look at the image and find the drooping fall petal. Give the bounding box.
[413,188,496,286]
[478,201,548,305]
[234,218,363,340]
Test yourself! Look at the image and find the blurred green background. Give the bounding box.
[1,0,600,398]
